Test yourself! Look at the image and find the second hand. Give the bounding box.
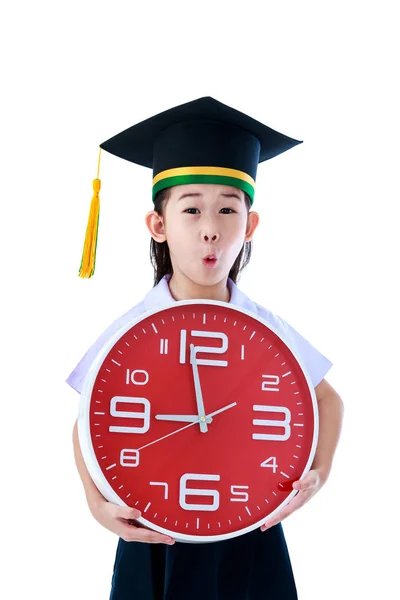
[137,402,237,452]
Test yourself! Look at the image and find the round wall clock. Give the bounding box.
[78,300,318,543]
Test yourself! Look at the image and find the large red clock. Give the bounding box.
[78,300,318,543]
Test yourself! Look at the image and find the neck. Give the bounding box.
[168,272,231,303]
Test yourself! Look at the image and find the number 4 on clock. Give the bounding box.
[260,456,278,473]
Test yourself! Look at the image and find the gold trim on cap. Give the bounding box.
[153,166,255,187]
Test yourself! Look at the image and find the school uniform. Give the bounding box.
[66,274,333,599]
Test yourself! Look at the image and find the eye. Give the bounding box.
[220,208,235,214]
[184,208,200,214]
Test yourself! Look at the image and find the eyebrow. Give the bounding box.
[177,192,242,201]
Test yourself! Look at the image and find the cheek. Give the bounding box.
[226,219,247,242]
[165,222,192,253]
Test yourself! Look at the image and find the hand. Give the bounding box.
[260,467,328,531]
[155,413,213,423]
[190,344,208,433]
[88,403,237,542]
[88,496,176,545]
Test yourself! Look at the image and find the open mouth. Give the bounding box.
[203,254,218,267]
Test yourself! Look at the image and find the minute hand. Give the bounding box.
[190,344,208,433]
[137,402,237,453]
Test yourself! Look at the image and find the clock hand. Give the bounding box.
[155,414,213,423]
[137,401,237,452]
[190,344,208,433]
[206,401,237,418]
[154,401,238,424]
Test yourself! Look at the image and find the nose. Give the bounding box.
[203,232,219,242]
[201,219,220,243]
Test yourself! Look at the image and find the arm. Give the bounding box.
[72,420,175,544]
[261,378,344,531]
[72,419,105,509]
[311,378,345,483]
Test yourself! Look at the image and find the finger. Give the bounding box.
[137,529,176,544]
[120,519,175,544]
[293,471,319,492]
[116,506,175,544]
[117,505,142,520]
[261,489,313,531]
[125,525,175,544]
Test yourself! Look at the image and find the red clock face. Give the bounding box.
[79,300,318,542]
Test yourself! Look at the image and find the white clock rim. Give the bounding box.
[78,298,319,543]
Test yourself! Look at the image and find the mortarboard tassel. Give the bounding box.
[78,148,102,278]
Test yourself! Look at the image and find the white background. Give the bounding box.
[1,1,399,598]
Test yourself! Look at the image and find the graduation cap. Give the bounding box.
[79,96,302,278]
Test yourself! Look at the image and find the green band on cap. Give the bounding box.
[152,175,255,204]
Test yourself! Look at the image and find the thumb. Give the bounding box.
[293,472,316,491]
[120,505,142,519]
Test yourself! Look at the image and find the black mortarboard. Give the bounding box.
[79,96,302,278]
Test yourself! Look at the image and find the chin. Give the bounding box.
[186,270,229,288]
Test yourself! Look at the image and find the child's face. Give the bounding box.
[147,183,259,288]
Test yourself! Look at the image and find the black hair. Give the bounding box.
[149,187,253,286]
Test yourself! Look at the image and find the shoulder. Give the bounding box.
[232,284,333,388]
[65,277,174,394]
[252,300,285,331]
[230,280,289,337]
[252,300,302,345]
[65,298,147,394]
[92,298,148,347]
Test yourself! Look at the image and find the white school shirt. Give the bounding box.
[65,274,333,394]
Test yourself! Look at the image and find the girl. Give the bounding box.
[67,97,344,599]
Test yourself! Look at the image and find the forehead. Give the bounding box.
[169,183,244,200]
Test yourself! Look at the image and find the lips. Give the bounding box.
[202,254,218,267]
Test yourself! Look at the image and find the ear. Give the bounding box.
[244,211,259,242]
[145,210,166,243]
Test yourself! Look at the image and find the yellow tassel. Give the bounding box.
[78,149,102,278]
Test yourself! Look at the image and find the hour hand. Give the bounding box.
[155,414,213,424]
